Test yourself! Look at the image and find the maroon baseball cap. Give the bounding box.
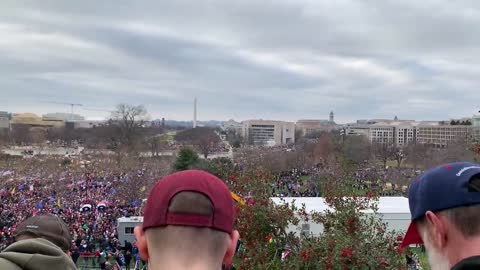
[142,170,234,234]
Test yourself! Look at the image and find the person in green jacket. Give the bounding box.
[0,214,77,270]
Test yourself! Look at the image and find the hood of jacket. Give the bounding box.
[0,238,77,270]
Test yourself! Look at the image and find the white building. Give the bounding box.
[271,197,410,236]
[369,124,395,145]
[242,120,295,146]
[391,122,418,147]
[473,115,480,127]
[416,124,473,147]
[71,120,106,129]
[344,125,370,137]
[223,119,243,133]
[0,111,10,129]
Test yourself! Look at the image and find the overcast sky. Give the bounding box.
[1,0,480,123]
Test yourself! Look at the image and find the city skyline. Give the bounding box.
[1,1,480,122]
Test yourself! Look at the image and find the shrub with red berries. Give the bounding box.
[212,160,406,269]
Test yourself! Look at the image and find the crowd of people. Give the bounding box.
[269,165,423,198]
[0,155,167,268]
[1,150,480,270]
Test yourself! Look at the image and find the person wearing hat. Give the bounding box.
[0,214,77,270]
[400,162,480,270]
[134,170,240,270]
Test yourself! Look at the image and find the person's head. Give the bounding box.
[401,162,480,270]
[14,214,72,253]
[134,170,240,270]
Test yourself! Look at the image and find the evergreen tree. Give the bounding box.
[174,147,199,171]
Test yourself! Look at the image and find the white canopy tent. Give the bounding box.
[270,197,411,236]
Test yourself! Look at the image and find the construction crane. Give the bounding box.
[47,102,83,121]
[81,107,113,113]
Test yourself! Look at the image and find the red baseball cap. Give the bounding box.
[142,170,234,234]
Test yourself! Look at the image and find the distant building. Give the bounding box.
[473,114,480,139]
[296,119,335,136]
[473,114,480,127]
[416,124,473,147]
[345,125,370,137]
[71,120,106,129]
[0,111,11,129]
[345,118,475,148]
[11,113,64,128]
[395,124,416,147]
[43,112,85,121]
[473,127,480,140]
[329,111,334,123]
[223,119,243,132]
[242,120,295,146]
[369,124,395,145]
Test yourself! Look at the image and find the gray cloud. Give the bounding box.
[1,0,480,122]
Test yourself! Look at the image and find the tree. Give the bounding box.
[373,143,396,168]
[294,129,304,143]
[174,147,200,171]
[146,136,168,157]
[10,124,32,145]
[392,147,405,168]
[405,143,429,170]
[175,127,221,158]
[226,129,243,148]
[110,104,149,152]
[226,164,405,269]
[342,136,372,164]
[312,134,335,164]
[441,138,476,163]
[45,127,66,144]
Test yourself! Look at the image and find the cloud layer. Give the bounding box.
[1,0,480,122]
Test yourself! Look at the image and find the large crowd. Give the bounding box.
[0,156,167,269]
[269,165,422,197]
[0,151,423,269]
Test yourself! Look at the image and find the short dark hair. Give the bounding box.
[168,191,213,215]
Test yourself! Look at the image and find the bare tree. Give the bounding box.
[405,143,429,170]
[110,104,149,152]
[146,136,168,157]
[373,142,396,168]
[342,136,372,164]
[45,127,66,144]
[442,138,477,163]
[392,147,405,168]
[10,124,32,145]
[312,134,335,164]
[175,127,221,158]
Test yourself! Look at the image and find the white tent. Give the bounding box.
[270,197,410,236]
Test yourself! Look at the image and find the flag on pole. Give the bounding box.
[230,192,246,206]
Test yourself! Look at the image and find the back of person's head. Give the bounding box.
[14,214,71,253]
[401,162,480,270]
[134,170,239,270]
